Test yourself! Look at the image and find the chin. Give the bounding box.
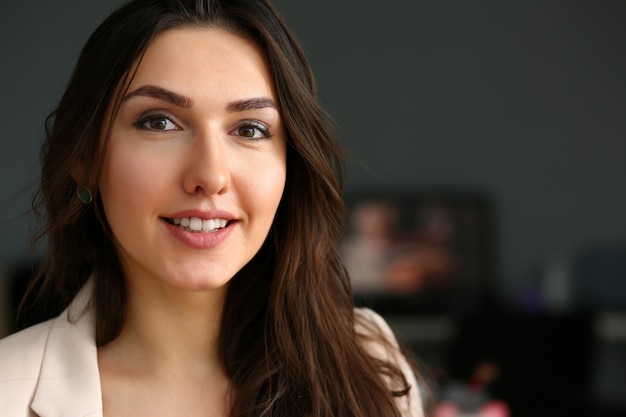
[166,277,230,293]
[165,269,234,293]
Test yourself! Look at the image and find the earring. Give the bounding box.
[76,185,93,204]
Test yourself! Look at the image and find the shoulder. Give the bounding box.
[0,319,55,378]
[354,307,405,363]
[0,319,55,416]
[355,307,398,343]
[354,308,425,417]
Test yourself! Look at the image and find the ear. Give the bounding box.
[70,161,86,184]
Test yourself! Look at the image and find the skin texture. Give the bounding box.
[96,27,287,417]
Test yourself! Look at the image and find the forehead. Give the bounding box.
[128,26,276,101]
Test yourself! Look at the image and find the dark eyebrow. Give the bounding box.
[226,97,277,112]
[124,85,277,113]
[124,85,193,108]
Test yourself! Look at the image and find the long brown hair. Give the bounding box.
[30,0,417,415]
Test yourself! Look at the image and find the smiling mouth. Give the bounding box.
[166,216,231,233]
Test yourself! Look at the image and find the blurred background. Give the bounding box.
[1,1,625,416]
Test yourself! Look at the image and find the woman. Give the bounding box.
[0,0,425,416]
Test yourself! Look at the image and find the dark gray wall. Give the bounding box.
[1,1,625,302]
[274,0,626,302]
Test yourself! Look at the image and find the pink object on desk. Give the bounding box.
[435,402,460,417]
[479,400,510,417]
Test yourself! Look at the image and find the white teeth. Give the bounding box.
[189,217,203,231]
[170,216,229,233]
[202,219,215,231]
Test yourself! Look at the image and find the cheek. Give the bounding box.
[242,152,286,213]
[100,145,173,218]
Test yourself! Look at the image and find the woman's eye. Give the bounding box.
[234,121,271,140]
[135,114,178,131]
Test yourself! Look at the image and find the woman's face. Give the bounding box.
[99,27,286,294]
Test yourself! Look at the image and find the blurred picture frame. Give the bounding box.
[341,188,492,315]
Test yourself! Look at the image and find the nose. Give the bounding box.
[182,130,230,196]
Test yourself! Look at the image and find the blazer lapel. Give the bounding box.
[30,284,103,417]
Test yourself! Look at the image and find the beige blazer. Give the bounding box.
[0,286,423,417]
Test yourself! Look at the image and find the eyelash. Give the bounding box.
[235,119,272,140]
[133,112,178,131]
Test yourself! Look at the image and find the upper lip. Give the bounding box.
[162,209,236,221]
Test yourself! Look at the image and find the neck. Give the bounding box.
[101,279,228,380]
[97,279,232,417]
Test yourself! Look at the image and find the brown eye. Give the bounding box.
[135,114,178,131]
[238,126,257,137]
[233,120,271,140]
[149,118,170,130]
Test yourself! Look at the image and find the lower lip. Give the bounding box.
[162,219,235,249]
